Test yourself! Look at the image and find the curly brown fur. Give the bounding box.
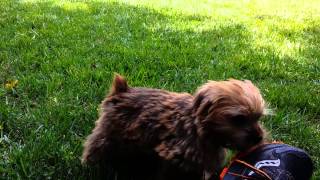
[82,74,268,180]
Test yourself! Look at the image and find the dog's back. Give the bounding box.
[103,74,194,143]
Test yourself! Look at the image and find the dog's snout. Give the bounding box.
[253,135,263,144]
[248,124,264,143]
[247,129,263,144]
[247,134,262,145]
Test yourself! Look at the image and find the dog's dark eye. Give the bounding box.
[231,115,247,126]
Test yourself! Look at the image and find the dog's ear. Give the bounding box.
[192,90,212,118]
[109,73,128,96]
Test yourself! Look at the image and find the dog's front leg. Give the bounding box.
[82,114,112,164]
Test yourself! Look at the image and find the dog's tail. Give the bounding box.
[109,73,128,96]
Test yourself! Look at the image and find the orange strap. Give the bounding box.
[234,160,272,180]
[226,172,259,179]
[220,141,283,180]
[220,159,272,180]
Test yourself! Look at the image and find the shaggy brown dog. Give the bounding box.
[82,75,268,180]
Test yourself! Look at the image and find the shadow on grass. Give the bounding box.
[1,0,319,179]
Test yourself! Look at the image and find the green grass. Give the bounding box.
[0,0,319,179]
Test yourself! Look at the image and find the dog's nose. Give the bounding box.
[252,135,263,144]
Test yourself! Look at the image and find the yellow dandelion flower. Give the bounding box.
[5,80,18,90]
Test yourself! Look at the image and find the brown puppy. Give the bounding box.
[82,75,268,180]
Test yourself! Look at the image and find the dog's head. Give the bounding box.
[193,79,269,151]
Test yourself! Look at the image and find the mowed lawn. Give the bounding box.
[0,0,319,179]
